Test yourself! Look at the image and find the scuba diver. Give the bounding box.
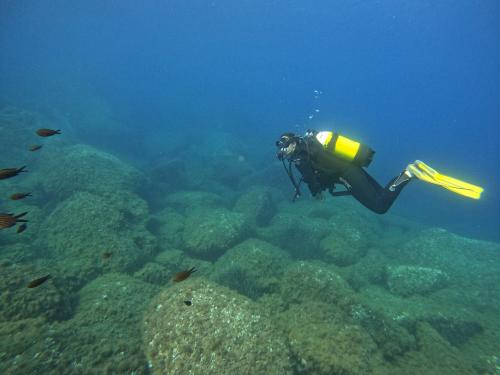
[276,129,483,214]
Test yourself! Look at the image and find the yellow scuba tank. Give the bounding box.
[315,131,375,167]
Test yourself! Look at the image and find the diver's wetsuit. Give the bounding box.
[294,135,409,214]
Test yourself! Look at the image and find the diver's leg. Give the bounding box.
[342,166,410,214]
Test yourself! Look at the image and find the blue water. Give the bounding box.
[1,0,499,241]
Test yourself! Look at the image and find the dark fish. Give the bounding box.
[184,300,192,306]
[173,267,197,282]
[102,251,113,260]
[0,166,27,180]
[27,274,51,288]
[17,223,27,233]
[36,128,61,137]
[0,212,28,229]
[10,192,32,200]
[30,145,43,151]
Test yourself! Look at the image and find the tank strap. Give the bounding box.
[325,132,339,154]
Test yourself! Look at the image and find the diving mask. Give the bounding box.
[276,133,298,160]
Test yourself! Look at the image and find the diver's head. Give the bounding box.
[276,132,300,160]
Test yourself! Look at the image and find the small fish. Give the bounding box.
[0,166,27,180]
[30,145,43,151]
[102,251,113,260]
[27,274,51,288]
[173,267,197,282]
[17,223,27,233]
[184,300,192,306]
[10,192,32,200]
[0,212,28,229]
[36,128,61,137]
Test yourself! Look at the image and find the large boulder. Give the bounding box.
[279,302,380,375]
[233,185,276,228]
[41,191,157,289]
[212,238,291,299]
[51,273,159,374]
[280,261,355,308]
[0,260,74,322]
[148,209,186,249]
[319,226,368,267]
[162,191,226,215]
[388,228,500,290]
[385,265,449,297]
[143,279,292,374]
[37,144,141,200]
[134,249,213,285]
[182,208,250,259]
[257,213,331,259]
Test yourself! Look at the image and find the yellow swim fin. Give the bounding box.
[407,160,484,199]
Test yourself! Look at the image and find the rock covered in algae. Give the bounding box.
[182,208,250,259]
[52,273,160,374]
[37,143,141,200]
[386,265,449,297]
[163,191,226,215]
[41,191,157,289]
[134,250,212,285]
[148,209,185,249]
[143,279,292,375]
[0,260,73,322]
[390,228,500,289]
[257,212,331,258]
[233,185,276,227]
[319,226,368,266]
[279,302,380,375]
[280,261,355,308]
[212,238,291,299]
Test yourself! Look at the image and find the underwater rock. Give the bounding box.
[37,143,142,200]
[327,200,383,236]
[149,157,189,194]
[133,262,172,286]
[349,302,416,359]
[0,242,39,264]
[163,190,226,214]
[210,154,254,190]
[342,250,389,291]
[257,212,331,259]
[135,250,213,285]
[149,209,186,249]
[52,273,159,374]
[0,261,74,322]
[423,313,483,347]
[279,302,380,375]
[143,278,292,375]
[319,226,368,266]
[388,228,500,290]
[41,191,157,289]
[153,248,186,270]
[212,238,291,299]
[182,208,250,259]
[409,322,477,374]
[158,133,252,193]
[0,317,58,374]
[359,285,484,349]
[386,265,449,297]
[280,261,355,309]
[233,185,276,227]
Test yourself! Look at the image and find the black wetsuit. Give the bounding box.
[293,135,409,214]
